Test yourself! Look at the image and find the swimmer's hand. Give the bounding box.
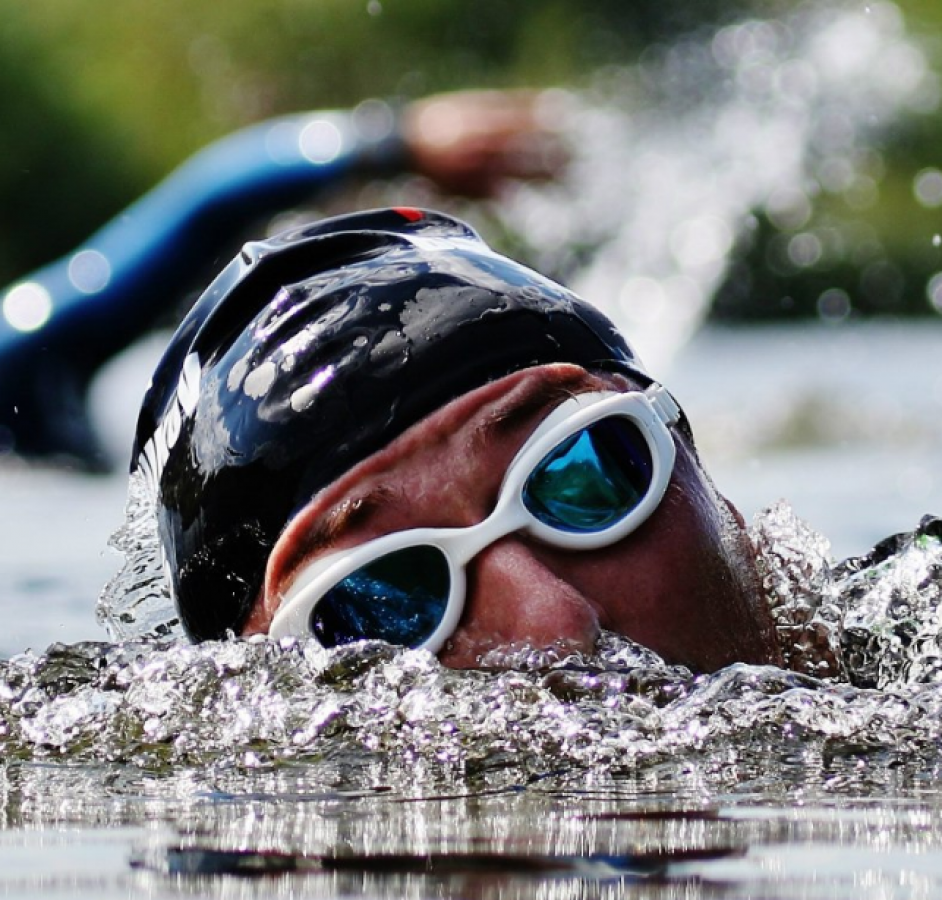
[402,90,569,198]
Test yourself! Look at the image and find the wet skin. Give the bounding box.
[247,363,782,672]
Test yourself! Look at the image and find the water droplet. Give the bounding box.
[243,361,277,399]
[367,0,382,15]
[933,234,941,247]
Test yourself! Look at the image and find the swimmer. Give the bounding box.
[0,91,561,470]
[134,207,782,672]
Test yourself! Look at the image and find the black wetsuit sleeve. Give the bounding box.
[0,109,411,466]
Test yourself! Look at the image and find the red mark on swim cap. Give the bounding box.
[394,207,424,222]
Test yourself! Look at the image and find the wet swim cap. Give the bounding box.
[134,208,653,641]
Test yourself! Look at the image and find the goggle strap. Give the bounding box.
[645,384,681,427]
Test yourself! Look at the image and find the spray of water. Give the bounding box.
[496,1,937,372]
[9,493,932,800]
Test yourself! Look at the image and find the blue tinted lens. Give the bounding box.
[522,417,654,532]
[311,545,450,648]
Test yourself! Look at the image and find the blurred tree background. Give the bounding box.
[1,0,940,318]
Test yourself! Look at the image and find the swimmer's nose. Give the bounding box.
[437,538,600,668]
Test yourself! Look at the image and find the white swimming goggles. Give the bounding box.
[270,386,680,652]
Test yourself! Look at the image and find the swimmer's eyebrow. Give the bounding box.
[284,379,602,570]
[291,487,398,561]
[471,382,581,450]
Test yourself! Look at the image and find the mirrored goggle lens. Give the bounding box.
[522,417,654,533]
[310,545,451,649]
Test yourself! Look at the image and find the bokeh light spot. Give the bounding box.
[68,249,111,294]
[766,188,812,231]
[817,287,851,322]
[352,98,394,142]
[926,272,942,314]
[787,232,823,268]
[844,175,878,210]
[914,168,942,208]
[2,283,53,333]
[299,119,343,164]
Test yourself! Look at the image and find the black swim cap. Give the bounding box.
[133,208,652,641]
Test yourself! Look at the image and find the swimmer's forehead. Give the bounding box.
[290,365,638,557]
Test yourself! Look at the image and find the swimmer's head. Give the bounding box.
[133,208,662,641]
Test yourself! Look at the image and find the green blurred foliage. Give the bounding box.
[0,13,142,280]
[1,0,941,319]
[0,0,643,282]
[714,86,942,321]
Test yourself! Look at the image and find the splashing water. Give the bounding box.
[494,1,937,372]
[4,491,923,802]
[96,469,181,643]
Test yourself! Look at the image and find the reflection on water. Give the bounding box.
[8,782,942,898]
